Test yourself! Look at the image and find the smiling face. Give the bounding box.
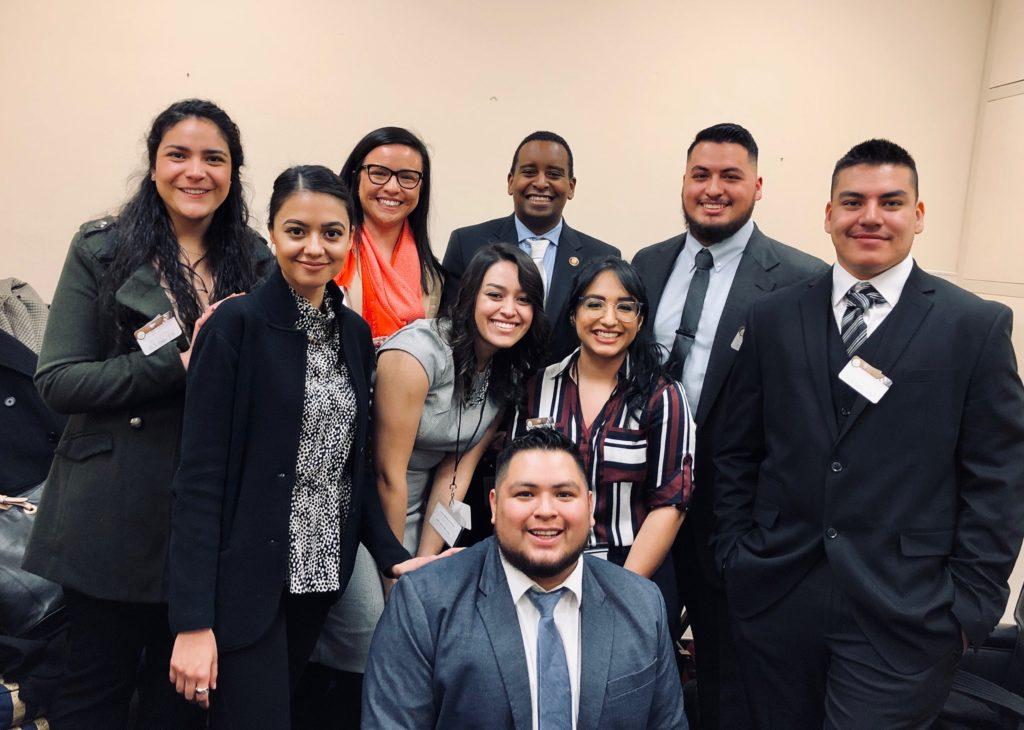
[269,191,353,305]
[357,144,423,231]
[491,448,594,589]
[473,260,534,359]
[508,140,576,234]
[151,117,232,235]
[825,163,924,280]
[574,269,642,362]
[682,141,762,244]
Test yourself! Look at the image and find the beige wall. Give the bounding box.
[3,0,1022,620]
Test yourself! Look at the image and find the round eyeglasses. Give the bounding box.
[577,296,643,322]
[360,164,423,190]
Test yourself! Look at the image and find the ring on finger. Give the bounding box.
[196,687,209,695]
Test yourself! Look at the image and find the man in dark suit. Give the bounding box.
[713,139,1024,727]
[363,428,687,729]
[441,131,619,364]
[632,123,826,729]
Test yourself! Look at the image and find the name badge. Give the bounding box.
[838,356,892,404]
[526,417,555,431]
[731,326,745,352]
[429,500,471,548]
[134,311,183,356]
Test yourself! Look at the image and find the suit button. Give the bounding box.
[826,527,839,539]
[129,416,144,429]
[830,461,843,472]
[4,396,16,407]
[277,473,287,479]
[840,407,851,417]
[47,432,60,443]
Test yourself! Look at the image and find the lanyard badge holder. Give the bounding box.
[428,401,485,548]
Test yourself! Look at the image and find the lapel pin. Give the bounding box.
[569,256,580,267]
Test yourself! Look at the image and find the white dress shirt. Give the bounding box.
[831,255,914,338]
[500,551,583,730]
[654,219,753,413]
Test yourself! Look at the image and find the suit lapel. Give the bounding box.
[477,541,533,730]
[644,234,687,325]
[577,559,613,730]
[547,224,584,321]
[0,330,37,377]
[836,265,934,443]
[114,263,175,323]
[695,228,779,425]
[799,270,839,443]
[489,214,520,246]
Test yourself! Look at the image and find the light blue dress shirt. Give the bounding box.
[653,219,753,413]
[515,216,563,290]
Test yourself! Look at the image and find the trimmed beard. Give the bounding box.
[497,531,588,582]
[683,199,756,245]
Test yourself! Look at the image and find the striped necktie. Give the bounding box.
[527,587,572,730]
[841,282,886,356]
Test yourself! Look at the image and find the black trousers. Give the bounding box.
[47,588,205,729]
[729,558,961,729]
[290,664,364,729]
[210,591,335,729]
[604,545,682,640]
[675,526,754,729]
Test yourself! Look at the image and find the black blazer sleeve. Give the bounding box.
[168,311,242,633]
[440,228,466,313]
[354,323,411,573]
[950,305,1024,644]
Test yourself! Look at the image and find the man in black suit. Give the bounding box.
[441,131,619,364]
[632,123,826,729]
[713,139,1024,727]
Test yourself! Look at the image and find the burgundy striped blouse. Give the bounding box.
[508,350,695,548]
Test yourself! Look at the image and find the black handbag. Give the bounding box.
[0,483,63,639]
[936,588,1024,729]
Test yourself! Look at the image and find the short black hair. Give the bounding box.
[509,131,574,178]
[687,123,758,163]
[495,428,588,488]
[831,138,919,198]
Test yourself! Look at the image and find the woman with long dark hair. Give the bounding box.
[508,256,695,630]
[166,166,438,727]
[23,99,273,726]
[334,126,443,346]
[303,244,547,726]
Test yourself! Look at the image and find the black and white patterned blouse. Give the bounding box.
[288,288,357,594]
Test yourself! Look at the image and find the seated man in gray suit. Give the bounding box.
[363,428,687,729]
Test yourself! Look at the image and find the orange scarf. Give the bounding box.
[336,221,425,339]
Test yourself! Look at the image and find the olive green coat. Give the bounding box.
[23,217,274,602]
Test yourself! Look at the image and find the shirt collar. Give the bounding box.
[515,215,564,247]
[683,218,754,272]
[831,254,915,309]
[500,547,584,605]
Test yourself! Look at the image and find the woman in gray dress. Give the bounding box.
[307,244,548,725]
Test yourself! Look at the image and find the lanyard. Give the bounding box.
[449,397,487,507]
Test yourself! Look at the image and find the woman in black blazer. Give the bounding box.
[167,166,432,726]
[23,99,272,727]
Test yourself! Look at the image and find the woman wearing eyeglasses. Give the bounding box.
[508,256,696,630]
[333,127,443,347]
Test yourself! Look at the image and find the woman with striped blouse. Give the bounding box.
[509,256,695,630]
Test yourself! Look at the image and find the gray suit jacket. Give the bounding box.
[632,225,827,583]
[363,537,687,729]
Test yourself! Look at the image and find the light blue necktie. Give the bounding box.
[527,587,572,730]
